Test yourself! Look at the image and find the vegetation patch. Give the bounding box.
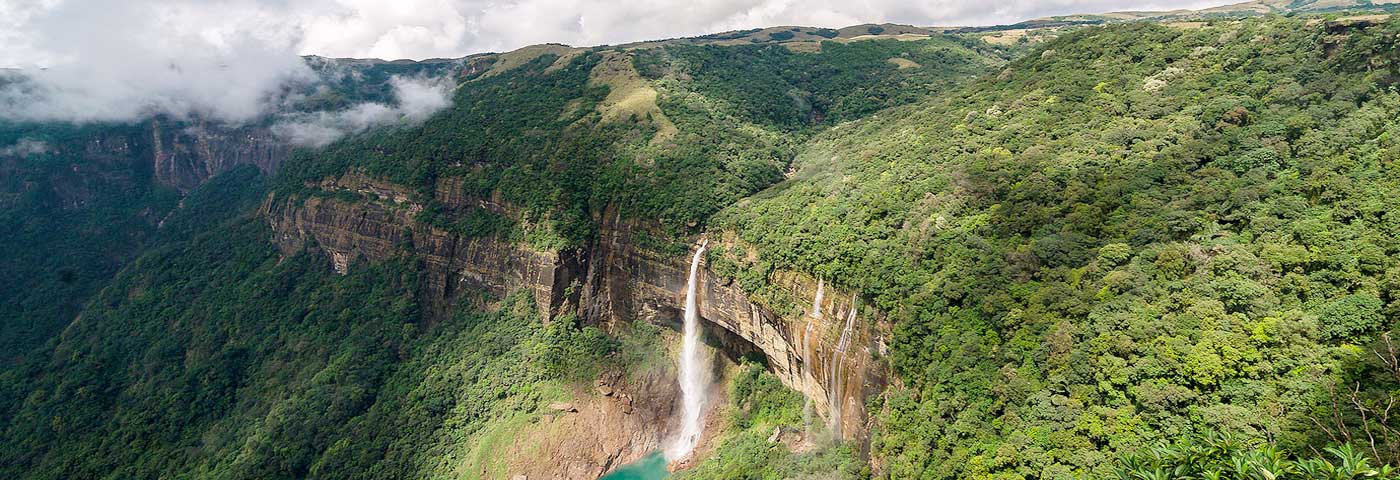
[718,16,1400,478]
[678,359,862,479]
[590,51,678,144]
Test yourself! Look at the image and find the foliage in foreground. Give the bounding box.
[1118,431,1395,480]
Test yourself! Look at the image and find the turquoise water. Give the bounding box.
[600,451,670,480]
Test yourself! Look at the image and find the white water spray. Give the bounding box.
[667,240,709,460]
[828,297,858,437]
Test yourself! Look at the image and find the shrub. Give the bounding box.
[1317,293,1385,341]
[1117,431,1396,480]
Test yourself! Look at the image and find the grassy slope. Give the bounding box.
[278,36,1003,251]
[718,15,1400,478]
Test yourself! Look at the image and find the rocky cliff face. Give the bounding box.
[2,118,290,202]
[0,127,144,211]
[262,174,573,322]
[578,209,888,440]
[151,118,289,192]
[492,367,685,478]
[261,174,888,443]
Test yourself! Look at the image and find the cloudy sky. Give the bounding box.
[0,0,1236,125]
[3,0,1239,65]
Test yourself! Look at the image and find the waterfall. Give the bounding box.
[828,297,858,437]
[667,240,708,461]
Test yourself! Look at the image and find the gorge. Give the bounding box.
[259,171,889,447]
[6,4,1400,480]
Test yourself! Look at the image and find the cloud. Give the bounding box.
[271,75,453,147]
[0,138,49,156]
[289,0,1242,58]
[0,0,316,123]
[0,0,1239,125]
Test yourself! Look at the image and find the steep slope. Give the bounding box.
[0,58,460,363]
[275,34,1001,247]
[0,204,655,479]
[15,10,1400,480]
[717,14,1400,478]
[0,31,1003,479]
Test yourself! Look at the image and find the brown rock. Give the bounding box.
[262,194,887,443]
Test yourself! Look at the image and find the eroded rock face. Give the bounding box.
[579,211,886,441]
[262,176,886,443]
[150,119,289,192]
[0,128,144,211]
[261,174,571,322]
[2,119,289,199]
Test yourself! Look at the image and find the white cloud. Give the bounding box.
[0,0,1239,124]
[0,138,49,156]
[271,75,453,147]
[299,0,470,60]
[0,0,316,123]
[289,0,1241,57]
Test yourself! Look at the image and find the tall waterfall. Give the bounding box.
[828,297,858,437]
[667,241,709,461]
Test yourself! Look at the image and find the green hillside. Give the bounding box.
[0,201,615,479]
[0,58,457,364]
[718,15,1400,479]
[279,36,1001,248]
[5,10,1400,480]
[0,34,1001,479]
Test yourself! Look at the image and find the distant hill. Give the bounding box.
[1043,0,1400,24]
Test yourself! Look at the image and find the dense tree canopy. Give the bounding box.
[717,16,1400,479]
[6,12,1400,480]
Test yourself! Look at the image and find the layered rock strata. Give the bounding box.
[261,174,887,441]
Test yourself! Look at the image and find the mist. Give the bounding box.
[0,0,1239,127]
[0,0,316,124]
[0,138,49,156]
[271,75,453,147]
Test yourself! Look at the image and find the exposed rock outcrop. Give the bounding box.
[261,174,572,322]
[261,175,888,443]
[579,208,887,440]
[494,366,684,479]
[150,118,289,192]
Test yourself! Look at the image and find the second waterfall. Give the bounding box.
[667,241,709,461]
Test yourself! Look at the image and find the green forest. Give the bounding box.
[718,15,1400,479]
[5,8,1400,480]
